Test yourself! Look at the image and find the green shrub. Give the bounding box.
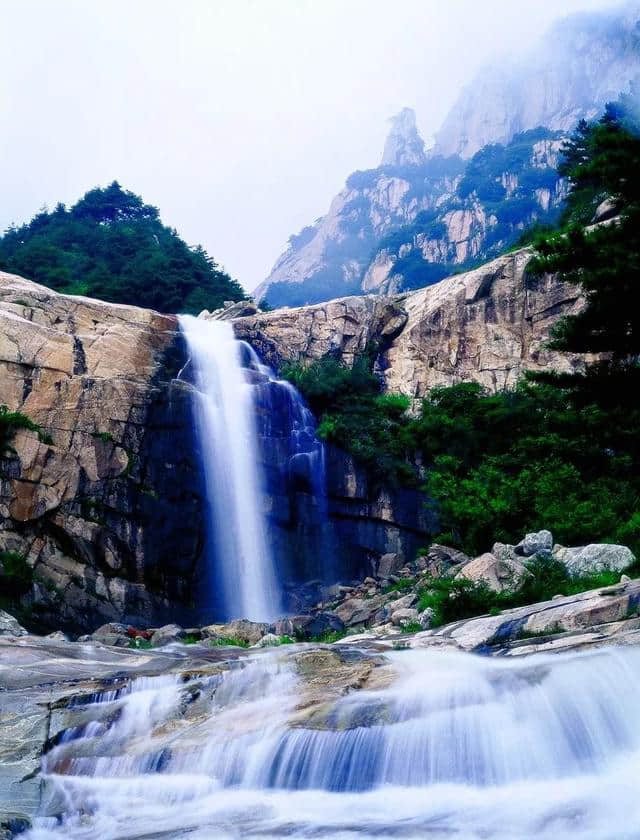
[308,630,347,645]
[416,555,633,630]
[209,637,250,648]
[281,354,417,488]
[0,405,41,454]
[400,621,423,634]
[0,552,33,596]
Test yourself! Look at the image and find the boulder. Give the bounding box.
[45,630,69,642]
[419,544,470,577]
[374,553,404,579]
[592,198,618,223]
[334,597,379,627]
[456,552,529,593]
[387,593,417,611]
[253,633,284,647]
[515,530,553,557]
[306,612,345,637]
[418,607,436,630]
[201,619,269,646]
[150,624,186,646]
[0,609,27,637]
[90,622,130,647]
[491,542,520,564]
[555,544,635,577]
[391,607,419,628]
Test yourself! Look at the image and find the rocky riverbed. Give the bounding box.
[2,568,640,836]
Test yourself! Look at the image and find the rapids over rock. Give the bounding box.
[20,642,640,840]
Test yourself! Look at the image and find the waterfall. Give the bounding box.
[179,315,281,622]
[24,645,640,839]
[178,315,330,622]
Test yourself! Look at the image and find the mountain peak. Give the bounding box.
[380,107,427,167]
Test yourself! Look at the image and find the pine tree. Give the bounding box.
[530,94,640,382]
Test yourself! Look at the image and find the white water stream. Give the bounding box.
[179,315,281,621]
[25,644,640,839]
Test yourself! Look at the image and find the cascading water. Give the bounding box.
[24,644,640,839]
[179,315,281,621]
[178,315,330,622]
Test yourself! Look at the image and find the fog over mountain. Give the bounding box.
[0,0,624,295]
[257,0,640,307]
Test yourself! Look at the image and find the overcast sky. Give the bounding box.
[0,0,622,293]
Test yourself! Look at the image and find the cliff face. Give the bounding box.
[236,246,589,397]
[433,3,640,159]
[0,273,205,631]
[0,274,435,630]
[257,121,566,309]
[0,247,589,631]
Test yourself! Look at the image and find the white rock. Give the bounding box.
[516,530,553,557]
[391,607,419,628]
[558,544,635,577]
[456,552,529,593]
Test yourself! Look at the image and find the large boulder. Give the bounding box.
[334,597,379,627]
[90,622,130,647]
[555,544,635,577]
[419,544,470,577]
[0,609,27,637]
[201,619,270,646]
[515,530,553,557]
[415,578,640,653]
[374,553,405,579]
[305,612,345,637]
[150,624,186,646]
[456,552,529,593]
[391,607,419,628]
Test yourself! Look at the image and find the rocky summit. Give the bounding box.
[256,3,640,310]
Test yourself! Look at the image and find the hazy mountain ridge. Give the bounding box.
[258,2,640,307]
[259,121,566,306]
[434,0,640,159]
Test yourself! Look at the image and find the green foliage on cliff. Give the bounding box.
[0,405,42,455]
[358,127,564,295]
[289,97,640,559]
[419,381,640,555]
[0,182,244,314]
[281,355,416,487]
[530,93,640,368]
[0,551,33,597]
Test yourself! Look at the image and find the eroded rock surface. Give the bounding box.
[0,273,204,631]
[234,247,591,397]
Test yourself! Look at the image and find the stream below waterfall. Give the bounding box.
[23,644,640,840]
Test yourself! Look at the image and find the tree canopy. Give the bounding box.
[0,181,244,314]
[530,92,640,372]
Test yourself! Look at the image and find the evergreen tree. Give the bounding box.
[531,93,640,376]
[0,181,244,314]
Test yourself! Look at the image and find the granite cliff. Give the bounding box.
[0,273,202,631]
[433,1,640,159]
[0,243,588,631]
[236,245,588,396]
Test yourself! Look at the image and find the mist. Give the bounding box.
[0,0,623,293]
